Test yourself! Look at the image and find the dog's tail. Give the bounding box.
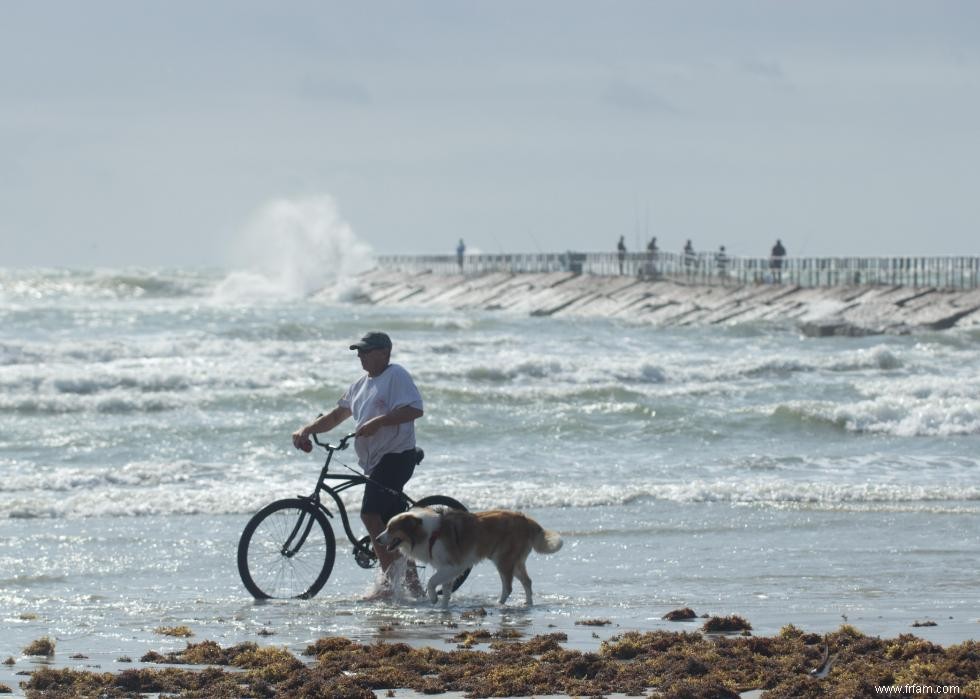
[532,527,563,554]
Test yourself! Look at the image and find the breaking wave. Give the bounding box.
[4,473,977,520]
[774,392,980,437]
[213,194,374,301]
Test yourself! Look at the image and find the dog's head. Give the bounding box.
[377,511,426,554]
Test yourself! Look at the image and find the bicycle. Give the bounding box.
[237,432,471,599]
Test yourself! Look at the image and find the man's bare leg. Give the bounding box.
[362,511,398,571]
[362,511,424,598]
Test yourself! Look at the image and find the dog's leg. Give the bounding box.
[495,563,514,606]
[428,567,463,608]
[515,560,533,606]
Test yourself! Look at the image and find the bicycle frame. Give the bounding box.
[304,433,419,564]
[238,431,471,599]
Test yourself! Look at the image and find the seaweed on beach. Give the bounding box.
[663,607,699,621]
[22,638,55,658]
[574,618,613,626]
[702,614,753,633]
[18,625,980,698]
[449,629,523,647]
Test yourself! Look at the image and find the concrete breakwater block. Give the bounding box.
[354,269,980,334]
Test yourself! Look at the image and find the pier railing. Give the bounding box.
[376,252,980,290]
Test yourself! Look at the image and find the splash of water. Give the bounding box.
[215,194,374,300]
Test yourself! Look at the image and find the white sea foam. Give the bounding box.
[830,396,980,437]
[682,343,905,384]
[0,268,212,303]
[774,397,980,437]
[433,479,980,512]
[772,370,980,436]
[463,358,566,382]
[7,463,977,519]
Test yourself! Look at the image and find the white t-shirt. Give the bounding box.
[338,363,423,474]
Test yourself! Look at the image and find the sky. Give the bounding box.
[2,1,979,268]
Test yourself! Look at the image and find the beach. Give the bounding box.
[1,266,978,695]
[7,620,980,697]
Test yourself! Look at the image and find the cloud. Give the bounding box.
[299,75,373,106]
[739,58,787,82]
[600,81,677,115]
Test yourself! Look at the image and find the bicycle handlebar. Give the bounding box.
[312,432,356,451]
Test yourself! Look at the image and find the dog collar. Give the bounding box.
[428,529,441,558]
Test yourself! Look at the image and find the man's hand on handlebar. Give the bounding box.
[293,407,354,452]
[292,428,313,453]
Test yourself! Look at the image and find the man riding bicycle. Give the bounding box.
[292,331,424,598]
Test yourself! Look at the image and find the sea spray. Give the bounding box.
[214,194,374,301]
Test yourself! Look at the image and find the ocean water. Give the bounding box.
[1,266,979,681]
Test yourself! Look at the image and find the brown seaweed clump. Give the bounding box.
[449,629,523,648]
[17,625,980,698]
[140,639,303,681]
[153,625,194,638]
[22,638,55,658]
[663,607,699,621]
[574,618,613,626]
[702,615,753,633]
[760,626,980,699]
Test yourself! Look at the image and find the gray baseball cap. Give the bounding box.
[349,331,392,351]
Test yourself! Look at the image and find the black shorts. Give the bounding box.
[361,449,417,523]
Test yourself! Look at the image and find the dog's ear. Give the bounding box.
[403,514,423,549]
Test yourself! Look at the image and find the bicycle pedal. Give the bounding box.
[353,535,377,569]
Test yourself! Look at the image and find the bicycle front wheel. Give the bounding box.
[412,494,471,593]
[238,498,336,599]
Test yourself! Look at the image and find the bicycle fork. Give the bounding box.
[281,508,317,558]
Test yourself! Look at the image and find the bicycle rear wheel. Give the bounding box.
[238,498,336,599]
[412,494,471,593]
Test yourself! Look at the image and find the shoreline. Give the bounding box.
[351,268,980,335]
[6,618,979,698]
[3,508,976,696]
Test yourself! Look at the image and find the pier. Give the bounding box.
[379,252,980,290]
[365,253,980,334]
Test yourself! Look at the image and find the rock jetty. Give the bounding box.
[351,268,980,335]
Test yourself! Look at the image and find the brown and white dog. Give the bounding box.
[377,506,563,607]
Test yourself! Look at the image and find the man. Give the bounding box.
[292,331,424,596]
[715,245,729,279]
[683,239,696,276]
[617,235,626,275]
[770,239,787,283]
[644,236,659,279]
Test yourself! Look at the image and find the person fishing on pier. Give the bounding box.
[770,239,786,283]
[716,245,729,280]
[645,236,659,278]
[683,240,696,276]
